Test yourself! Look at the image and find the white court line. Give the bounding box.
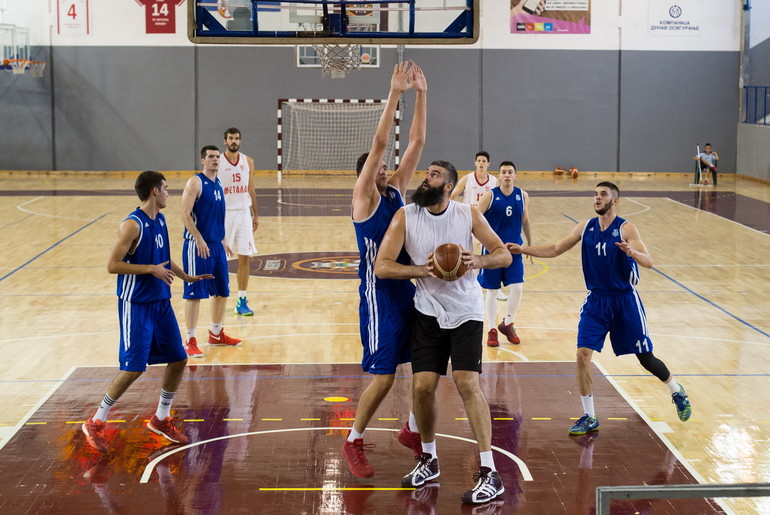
[595,360,736,515]
[138,426,533,484]
[668,197,770,238]
[16,197,112,222]
[0,366,77,452]
[492,347,530,361]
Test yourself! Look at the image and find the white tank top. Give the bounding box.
[404,201,484,329]
[219,152,252,211]
[462,172,498,207]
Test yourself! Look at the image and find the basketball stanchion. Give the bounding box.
[690,143,701,186]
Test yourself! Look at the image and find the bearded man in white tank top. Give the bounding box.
[375,161,511,506]
[219,127,259,317]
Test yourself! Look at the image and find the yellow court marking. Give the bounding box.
[25,422,46,425]
[339,418,355,421]
[106,420,126,423]
[184,419,205,422]
[261,418,283,421]
[607,417,628,421]
[259,487,415,491]
[525,259,550,280]
[223,418,243,421]
[531,418,552,421]
[301,418,321,421]
[455,418,469,421]
[324,397,350,402]
[494,418,514,420]
[378,418,399,421]
[66,421,86,424]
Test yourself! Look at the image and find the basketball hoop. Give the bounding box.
[311,43,361,79]
[29,61,46,78]
[5,59,28,75]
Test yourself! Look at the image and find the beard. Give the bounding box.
[411,183,445,207]
[594,202,612,215]
[228,143,239,152]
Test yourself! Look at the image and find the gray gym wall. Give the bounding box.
[0,45,741,174]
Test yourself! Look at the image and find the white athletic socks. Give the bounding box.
[581,394,596,418]
[210,323,223,336]
[666,378,680,395]
[238,291,247,299]
[422,440,437,459]
[506,283,524,323]
[408,412,419,433]
[485,290,499,327]
[187,328,196,339]
[155,389,176,420]
[347,428,365,442]
[94,394,116,422]
[480,450,496,471]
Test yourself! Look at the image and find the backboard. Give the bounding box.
[188,0,479,45]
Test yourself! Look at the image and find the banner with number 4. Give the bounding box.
[57,0,90,36]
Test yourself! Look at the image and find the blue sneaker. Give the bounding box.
[672,385,692,421]
[568,414,600,435]
[234,296,254,316]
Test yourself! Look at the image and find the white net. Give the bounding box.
[281,101,398,173]
[311,43,361,79]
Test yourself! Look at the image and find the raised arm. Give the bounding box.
[616,221,654,269]
[449,174,469,201]
[374,208,430,280]
[352,61,414,221]
[508,220,585,258]
[389,64,427,195]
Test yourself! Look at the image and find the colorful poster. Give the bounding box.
[648,0,701,37]
[57,0,90,36]
[510,0,591,35]
[135,0,185,34]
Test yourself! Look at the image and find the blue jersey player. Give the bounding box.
[476,161,532,347]
[342,61,427,479]
[180,145,242,359]
[82,171,213,453]
[508,182,692,435]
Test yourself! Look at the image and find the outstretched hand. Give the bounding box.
[507,243,524,255]
[151,261,176,285]
[410,63,427,92]
[391,60,414,94]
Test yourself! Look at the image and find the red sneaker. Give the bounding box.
[342,437,375,478]
[396,422,422,456]
[498,320,520,344]
[82,416,109,453]
[185,337,204,358]
[147,415,189,444]
[208,329,242,346]
[487,328,499,347]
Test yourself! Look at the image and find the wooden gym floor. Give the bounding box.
[0,171,768,514]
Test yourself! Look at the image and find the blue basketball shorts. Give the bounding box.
[577,290,653,356]
[477,253,524,289]
[358,284,415,375]
[182,239,230,299]
[118,299,187,371]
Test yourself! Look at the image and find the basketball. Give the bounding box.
[554,166,565,175]
[361,53,371,64]
[432,243,469,281]
[570,167,579,178]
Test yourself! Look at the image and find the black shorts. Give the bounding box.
[410,310,483,375]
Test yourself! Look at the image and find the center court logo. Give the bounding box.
[228,252,359,279]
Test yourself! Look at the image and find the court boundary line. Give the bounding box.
[596,360,736,515]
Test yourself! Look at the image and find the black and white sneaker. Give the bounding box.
[401,452,440,487]
[460,467,505,504]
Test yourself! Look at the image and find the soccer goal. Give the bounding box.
[277,98,399,176]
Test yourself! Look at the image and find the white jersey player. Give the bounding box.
[219,127,259,316]
[450,151,499,207]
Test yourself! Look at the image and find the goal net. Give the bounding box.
[278,99,399,174]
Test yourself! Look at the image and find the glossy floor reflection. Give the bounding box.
[0,363,723,514]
